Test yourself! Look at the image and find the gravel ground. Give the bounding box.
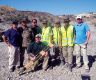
[0,22,96,80]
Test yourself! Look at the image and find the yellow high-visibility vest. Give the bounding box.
[61,25,74,46]
[53,27,61,46]
[41,26,51,45]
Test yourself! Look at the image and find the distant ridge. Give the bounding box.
[0,6,16,12]
[0,6,96,25]
[0,6,57,22]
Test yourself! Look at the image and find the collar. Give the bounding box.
[76,23,83,26]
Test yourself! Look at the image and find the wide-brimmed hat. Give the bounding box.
[54,20,60,24]
[42,20,47,24]
[63,17,70,22]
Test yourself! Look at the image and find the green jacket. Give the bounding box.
[27,41,47,56]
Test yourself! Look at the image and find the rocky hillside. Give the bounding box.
[0,6,57,23]
[0,6,96,26]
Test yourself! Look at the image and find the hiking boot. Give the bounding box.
[76,64,81,69]
[85,69,90,73]
[68,64,72,72]
[64,62,69,68]
[60,61,64,66]
[17,65,24,69]
[49,66,53,70]
[17,65,24,71]
[19,67,26,75]
[42,67,47,71]
[9,66,15,72]
[84,65,89,73]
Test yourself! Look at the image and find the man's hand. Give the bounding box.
[2,35,9,46]
[30,56,35,61]
[48,43,54,48]
[40,51,46,56]
[28,53,36,61]
[85,31,90,45]
[84,41,88,45]
[7,43,11,47]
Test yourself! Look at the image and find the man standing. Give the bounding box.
[41,20,52,46]
[18,20,34,68]
[41,20,54,68]
[2,21,21,72]
[74,15,90,72]
[52,20,63,65]
[61,17,74,71]
[31,19,42,42]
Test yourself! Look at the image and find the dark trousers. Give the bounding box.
[49,47,62,67]
[20,47,27,67]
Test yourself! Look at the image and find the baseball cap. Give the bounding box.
[76,15,82,19]
[12,21,18,25]
[35,34,41,38]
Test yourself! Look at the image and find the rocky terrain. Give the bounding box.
[0,6,95,23]
[0,6,57,23]
[0,21,96,80]
[0,6,96,80]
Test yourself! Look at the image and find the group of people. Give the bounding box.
[2,15,90,74]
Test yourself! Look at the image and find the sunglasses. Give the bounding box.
[32,22,37,23]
